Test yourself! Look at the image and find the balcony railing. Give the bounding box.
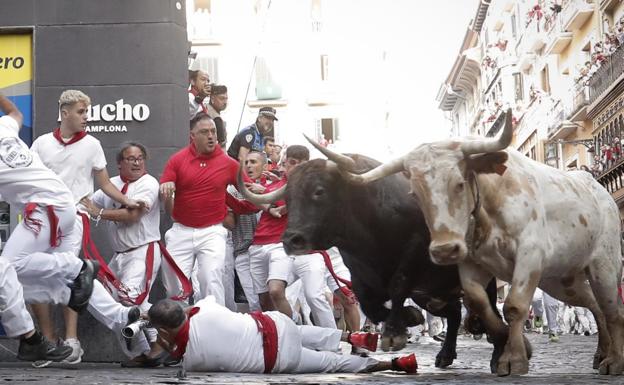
[561,0,595,32]
[588,44,624,104]
[544,12,573,55]
[566,83,591,121]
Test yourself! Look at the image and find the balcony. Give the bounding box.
[543,14,573,55]
[588,43,624,104]
[569,84,590,121]
[548,101,577,140]
[523,17,548,53]
[562,0,595,31]
[518,52,537,70]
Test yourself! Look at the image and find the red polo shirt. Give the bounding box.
[252,178,287,245]
[161,144,240,228]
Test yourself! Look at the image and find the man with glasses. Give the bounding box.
[30,90,143,366]
[80,141,169,366]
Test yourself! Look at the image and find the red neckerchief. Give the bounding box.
[52,127,87,146]
[172,307,200,359]
[189,88,208,113]
[120,173,146,195]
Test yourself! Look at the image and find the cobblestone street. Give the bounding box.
[0,333,616,384]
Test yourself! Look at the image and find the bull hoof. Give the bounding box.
[495,336,532,376]
[598,356,624,375]
[523,335,533,360]
[435,352,457,368]
[593,352,605,370]
[496,357,529,376]
[380,334,408,352]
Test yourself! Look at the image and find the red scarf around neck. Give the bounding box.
[120,173,146,195]
[172,307,200,359]
[53,127,87,146]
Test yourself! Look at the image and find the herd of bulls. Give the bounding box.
[240,109,624,376]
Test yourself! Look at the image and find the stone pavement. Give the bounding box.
[0,333,617,384]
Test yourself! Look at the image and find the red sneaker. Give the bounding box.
[392,353,417,373]
[348,332,379,352]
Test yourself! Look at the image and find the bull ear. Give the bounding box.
[467,151,508,175]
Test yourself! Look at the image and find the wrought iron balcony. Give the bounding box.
[587,43,624,104]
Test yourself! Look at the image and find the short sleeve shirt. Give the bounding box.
[227,124,264,159]
[92,174,160,252]
[31,132,107,204]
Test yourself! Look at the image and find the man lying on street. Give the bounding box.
[147,297,417,374]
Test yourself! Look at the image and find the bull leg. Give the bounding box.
[432,299,460,368]
[380,270,420,352]
[457,262,509,373]
[497,262,543,376]
[585,255,624,375]
[540,275,609,371]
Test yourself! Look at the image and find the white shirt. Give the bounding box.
[31,132,107,204]
[0,116,73,207]
[188,92,208,118]
[185,297,265,372]
[91,174,160,252]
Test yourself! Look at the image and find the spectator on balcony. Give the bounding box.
[602,144,615,170]
[591,155,603,177]
[613,137,622,161]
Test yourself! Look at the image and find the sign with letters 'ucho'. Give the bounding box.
[0,34,33,144]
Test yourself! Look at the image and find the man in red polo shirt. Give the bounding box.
[160,113,249,305]
[148,298,417,374]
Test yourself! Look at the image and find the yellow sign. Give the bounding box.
[0,34,32,89]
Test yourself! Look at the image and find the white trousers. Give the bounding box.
[108,244,162,311]
[249,244,335,328]
[532,289,562,334]
[1,205,83,304]
[234,251,261,312]
[86,280,149,357]
[223,236,237,311]
[0,258,34,337]
[271,312,378,373]
[161,222,228,305]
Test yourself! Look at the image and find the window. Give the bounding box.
[513,73,524,102]
[320,54,329,81]
[311,0,322,32]
[541,65,550,94]
[511,13,517,39]
[316,118,339,142]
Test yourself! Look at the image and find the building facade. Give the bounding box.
[438,0,624,221]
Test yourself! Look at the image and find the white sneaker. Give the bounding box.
[32,360,52,368]
[62,338,84,364]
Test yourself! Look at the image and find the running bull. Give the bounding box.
[338,109,624,376]
[239,147,499,368]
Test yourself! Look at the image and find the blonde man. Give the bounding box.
[30,89,142,365]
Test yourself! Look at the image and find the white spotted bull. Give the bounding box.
[337,109,624,376]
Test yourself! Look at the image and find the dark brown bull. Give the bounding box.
[238,143,500,368]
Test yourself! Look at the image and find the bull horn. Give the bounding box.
[338,156,405,185]
[237,165,286,205]
[303,134,357,171]
[461,108,513,155]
